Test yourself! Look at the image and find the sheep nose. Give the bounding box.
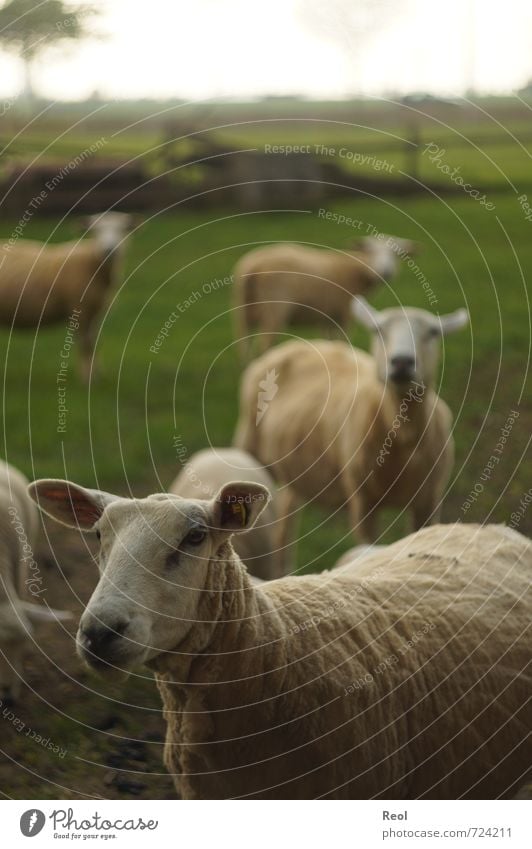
[79,618,129,658]
[390,355,415,380]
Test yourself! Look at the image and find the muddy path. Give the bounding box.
[0,521,175,799]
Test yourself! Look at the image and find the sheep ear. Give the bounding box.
[27,479,117,531]
[129,213,144,230]
[393,238,420,257]
[212,482,270,535]
[407,239,421,256]
[78,215,96,233]
[70,216,89,234]
[437,308,469,335]
[351,296,382,330]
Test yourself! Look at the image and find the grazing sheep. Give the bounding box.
[0,212,136,381]
[0,460,69,702]
[169,447,287,579]
[28,478,531,799]
[234,298,469,548]
[232,235,417,361]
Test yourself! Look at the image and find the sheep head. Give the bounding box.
[355,234,419,283]
[352,297,469,388]
[27,479,270,677]
[83,211,139,257]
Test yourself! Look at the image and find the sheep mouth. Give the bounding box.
[389,370,416,385]
[76,635,146,677]
[84,655,131,679]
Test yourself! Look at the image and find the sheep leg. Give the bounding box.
[348,493,377,544]
[325,322,344,341]
[232,297,252,363]
[411,496,441,531]
[78,323,98,383]
[258,329,279,355]
[257,307,287,354]
[237,334,251,363]
[274,485,301,573]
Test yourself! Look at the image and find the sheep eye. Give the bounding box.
[95,529,101,541]
[183,527,207,547]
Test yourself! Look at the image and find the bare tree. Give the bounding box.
[0,0,99,100]
[298,0,411,94]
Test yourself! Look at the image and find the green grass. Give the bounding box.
[2,125,531,192]
[1,191,530,571]
[215,123,532,190]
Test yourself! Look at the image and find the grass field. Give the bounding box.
[3,126,532,192]
[0,104,530,797]
[3,96,532,192]
[1,192,530,569]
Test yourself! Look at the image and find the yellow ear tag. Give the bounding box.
[231,502,246,526]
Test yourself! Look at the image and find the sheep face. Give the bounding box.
[27,480,270,677]
[352,297,469,387]
[358,235,418,282]
[84,212,137,256]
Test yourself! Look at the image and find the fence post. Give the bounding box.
[406,118,421,183]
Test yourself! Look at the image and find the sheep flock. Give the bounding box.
[0,215,529,800]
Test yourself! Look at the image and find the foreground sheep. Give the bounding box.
[333,544,385,570]
[232,235,417,360]
[0,212,136,381]
[29,477,531,799]
[234,298,469,547]
[0,461,69,702]
[169,447,287,579]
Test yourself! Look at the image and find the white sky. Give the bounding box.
[0,0,531,101]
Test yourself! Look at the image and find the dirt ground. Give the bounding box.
[0,521,175,800]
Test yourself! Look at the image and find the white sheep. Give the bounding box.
[28,477,532,799]
[234,298,469,549]
[0,460,69,702]
[333,544,385,571]
[0,212,136,381]
[232,235,417,361]
[169,447,288,579]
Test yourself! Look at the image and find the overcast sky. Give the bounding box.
[0,0,531,101]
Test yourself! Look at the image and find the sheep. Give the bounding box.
[0,460,70,703]
[0,212,136,381]
[234,298,469,550]
[169,447,288,579]
[28,477,532,799]
[232,235,417,361]
[333,544,385,571]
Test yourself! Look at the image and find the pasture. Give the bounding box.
[3,98,532,193]
[0,106,530,797]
